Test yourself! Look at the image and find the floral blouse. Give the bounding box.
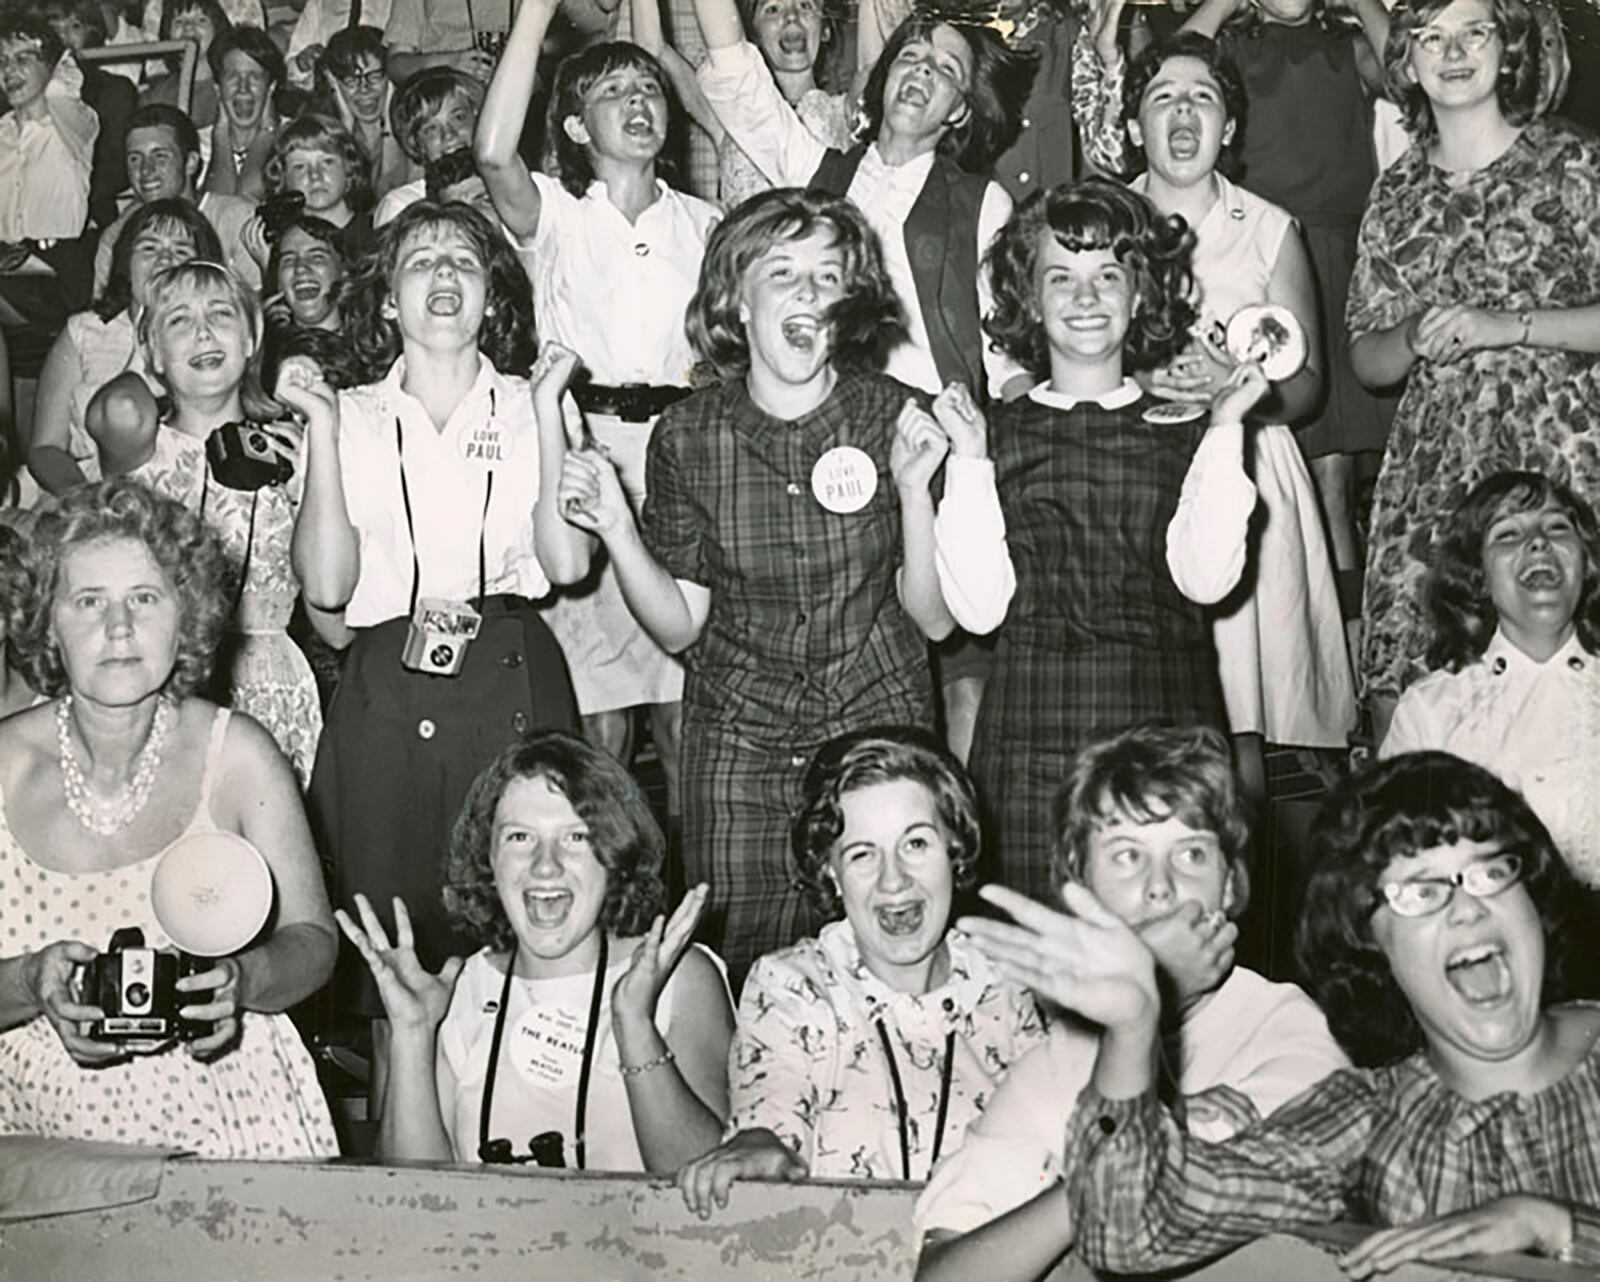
[728,920,1049,1181]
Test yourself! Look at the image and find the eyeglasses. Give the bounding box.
[1413,21,1498,57]
[479,1131,567,1167]
[339,67,387,89]
[1378,850,1524,918]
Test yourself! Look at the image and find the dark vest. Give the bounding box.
[809,145,989,399]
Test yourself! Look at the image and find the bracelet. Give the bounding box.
[619,1047,676,1077]
[1518,310,1533,346]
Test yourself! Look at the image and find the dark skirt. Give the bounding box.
[309,596,578,1017]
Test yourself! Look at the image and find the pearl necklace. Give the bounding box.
[56,696,174,837]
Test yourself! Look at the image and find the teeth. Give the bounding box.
[1448,943,1502,969]
[876,902,925,937]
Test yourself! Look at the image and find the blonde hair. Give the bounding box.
[138,260,281,422]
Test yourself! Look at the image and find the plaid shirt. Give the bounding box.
[1066,1016,1600,1272]
[641,370,933,744]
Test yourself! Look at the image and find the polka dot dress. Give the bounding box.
[0,709,339,1158]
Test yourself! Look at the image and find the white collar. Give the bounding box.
[1482,626,1590,676]
[1027,378,1144,410]
[860,143,937,186]
[381,352,504,418]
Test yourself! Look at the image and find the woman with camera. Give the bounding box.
[288,200,591,1112]
[0,478,338,1158]
[86,260,323,789]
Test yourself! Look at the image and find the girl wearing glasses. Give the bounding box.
[318,25,408,204]
[1347,0,1600,745]
[1382,471,1600,888]
[335,731,734,1171]
[967,750,1600,1276]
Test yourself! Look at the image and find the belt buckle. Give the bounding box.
[618,382,652,423]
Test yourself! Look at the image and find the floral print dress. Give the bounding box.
[1347,119,1600,702]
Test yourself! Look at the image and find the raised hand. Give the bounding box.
[1340,1196,1575,1280]
[677,1128,810,1219]
[23,940,128,1067]
[611,882,709,1026]
[890,399,951,494]
[1085,0,1131,64]
[530,341,581,404]
[557,447,632,534]
[276,362,340,438]
[930,381,988,459]
[1137,900,1237,1009]
[1209,359,1270,426]
[334,894,465,1033]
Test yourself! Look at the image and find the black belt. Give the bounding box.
[571,382,693,422]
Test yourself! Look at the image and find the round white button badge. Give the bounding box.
[810,446,877,514]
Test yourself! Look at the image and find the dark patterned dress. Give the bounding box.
[969,396,1226,903]
[1348,120,1600,702]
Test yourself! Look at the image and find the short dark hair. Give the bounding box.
[1122,32,1248,180]
[320,22,387,85]
[341,200,537,383]
[443,731,667,950]
[546,41,673,198]
[124,102,203,162]
[984,177,1197,376]
[12,478,231,701]
[1384,0,1545,142]
[208,24,285,89]
[1294,751,1599,1068]
[424,145,478,199]
[42,0,107,49]
[390,67,484,164]
[854,16,1036,175]
[159,0,230,44]
[686,187,903,380]
[264,112,375,213]
[96,197,223,322]
[1424,470,1600,672]
[265,211,344,294]
[1051,721,1253,916]
[790,726,982,919]
[0,14,66,72]
[262,319,363,393]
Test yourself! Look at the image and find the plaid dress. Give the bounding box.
[969,395,1225,903]
[642,371,936,985]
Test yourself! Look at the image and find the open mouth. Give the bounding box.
[426,289,463,316]
[524,888,574,928]
[1445,941,1513,1006]
[1518,560,1564,589]
[778,30,809,52]
[1166,125,1201,160]
[875,901,926,938]
[291,280,325,301]
[781,316,822,351]
[622,111,656,137]
[1439,67,1478,82]
[188,349,226,370]
[1064,316,1111,332]
[897,80,931,107]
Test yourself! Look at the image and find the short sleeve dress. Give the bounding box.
[1348,119,1600,702]
[0,708,339,1158]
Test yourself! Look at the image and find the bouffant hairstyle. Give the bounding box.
[1050,721,1253,917]
[790,726,982,920]
[12,478,231,700]
[1294,751,1598,1068]
[1122,32,1249,181]
[95,198,222,323]
[340,200,538,383]
[854,16,1036,176]
[443,731,667,950]
[546,41,673,198]
[124,102,203,166]
[984,177,1197,375]
[390,67,484,164]
[159,0,230,45]
[1384,0,1546,141]
[207,23,286,89]
[139,260,281,423]
[0,14,65,76]
[320,23,387,88]
[1424,470,1600,672]
[686,187,903,379]
[263,113,375,213]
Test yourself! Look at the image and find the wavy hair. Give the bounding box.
[0,522,28,673]
[687,187,903,379]
[340,200,538,383]
[138,260,281,423]
[263,113,374,214]
[1384,0,1546,141]
[546,41,674,198]
[790,726,982,920]
[1051,721,1253,917]
[984,177,1196,375]
[443,731,667,950]
[95,197,221,323]
[12,478,232,700]
[390,67,484,164]
[1122,32,1248,181]
[1294,751,1599,1068]
[1423,470,1600,672]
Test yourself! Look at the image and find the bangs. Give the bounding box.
[569,43,664,98]
[134,212,199,249]
[1047,199,1128,256]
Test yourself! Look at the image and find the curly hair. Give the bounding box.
[263,113,375,215]
[207,23,285,89]
[790,726,982,920]
[0,522,28,673]
[95,198,222,323]
[11,478,232,700]
[340,200,538,384]
[1384,0,1546,142]
[1122,32,1248,181]
[1294,751,1600,1068]
[545,42,675,198]
[138,260,281,423]
[390,68,484,165]
[686,187,903,379]
[1051,721,1253,916]
[442,731,667,950]
[854,16,1036,175]
[984,177,1197,376]
[1423,470,1600,672]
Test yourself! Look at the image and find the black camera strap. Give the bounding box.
[874,1019,956,1181]
[394,413,493,617]
[199,464,261,621]
[478,931,608,1169]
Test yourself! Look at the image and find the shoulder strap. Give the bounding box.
[188,707,232,833]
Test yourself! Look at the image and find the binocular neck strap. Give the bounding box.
[394,415,493,617]
[875,1020,956,1182]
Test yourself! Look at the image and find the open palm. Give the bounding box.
[335,894,464,1033]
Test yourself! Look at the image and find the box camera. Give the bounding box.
[85,927,212,1043]
[401,597,483,677]
[207,421,294,492]
[259,190,306,242]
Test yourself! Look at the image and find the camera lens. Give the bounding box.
[429,644,455,668]
[125,982,150,1006]
[249,432,269,453]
